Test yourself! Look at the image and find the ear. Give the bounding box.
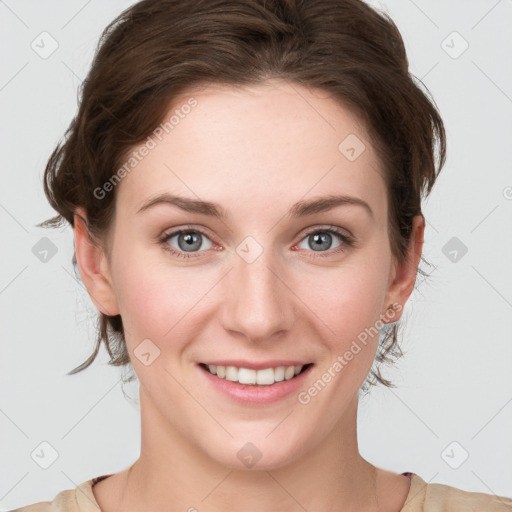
[381,214,425,323]
[73,207,120,317]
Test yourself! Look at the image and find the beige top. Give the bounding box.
[11,472,512,511]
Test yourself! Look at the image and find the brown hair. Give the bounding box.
[38,0,446,392]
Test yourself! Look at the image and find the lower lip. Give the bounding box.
[198,364,314,405]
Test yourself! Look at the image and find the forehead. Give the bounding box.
[116,79,387,222]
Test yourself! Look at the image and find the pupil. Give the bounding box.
[180,232,201,251]
[311,233,330,250]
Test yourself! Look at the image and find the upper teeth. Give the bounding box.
[207,364,304,386]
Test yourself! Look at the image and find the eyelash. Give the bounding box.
[158,226,355,260]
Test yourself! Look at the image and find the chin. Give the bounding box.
[205,435,306,472]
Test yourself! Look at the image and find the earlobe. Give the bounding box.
[73,207,120,317]
[381,215,425,323]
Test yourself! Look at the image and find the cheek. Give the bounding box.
[111,246,213,344]
[303,252,391,377]
[121,273,185,334]
[309,260,389,334]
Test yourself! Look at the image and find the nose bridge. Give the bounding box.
[221,240,293,341]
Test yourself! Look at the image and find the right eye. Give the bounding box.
[159,228,214,259]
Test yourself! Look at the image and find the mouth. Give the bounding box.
[198,362,314,386]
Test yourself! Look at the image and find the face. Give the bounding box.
[76,79,421,470]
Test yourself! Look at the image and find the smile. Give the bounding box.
[199,363,313,386]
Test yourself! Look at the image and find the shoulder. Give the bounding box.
[9,477,103,512]
[403,473,512,512]
[425,481,512,511]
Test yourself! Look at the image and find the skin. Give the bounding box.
[74,79,424,512]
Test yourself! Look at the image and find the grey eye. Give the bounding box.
[169,231,213,253]
[298,231,343,252]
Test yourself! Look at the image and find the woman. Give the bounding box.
[14,0,512,510]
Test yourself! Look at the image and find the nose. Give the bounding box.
[218,245,296,344]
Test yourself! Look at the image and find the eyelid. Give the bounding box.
[159,224,216,241]
[299,224,353,239]
[159,223,351,244]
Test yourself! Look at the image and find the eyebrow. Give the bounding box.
[136,192,374,219]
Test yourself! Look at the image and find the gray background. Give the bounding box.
[1,0,511,508]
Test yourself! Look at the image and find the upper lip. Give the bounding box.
[199,360,313,370]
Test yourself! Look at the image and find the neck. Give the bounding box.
[117,391,381,512]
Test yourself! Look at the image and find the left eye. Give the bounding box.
[296,228,350,254]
